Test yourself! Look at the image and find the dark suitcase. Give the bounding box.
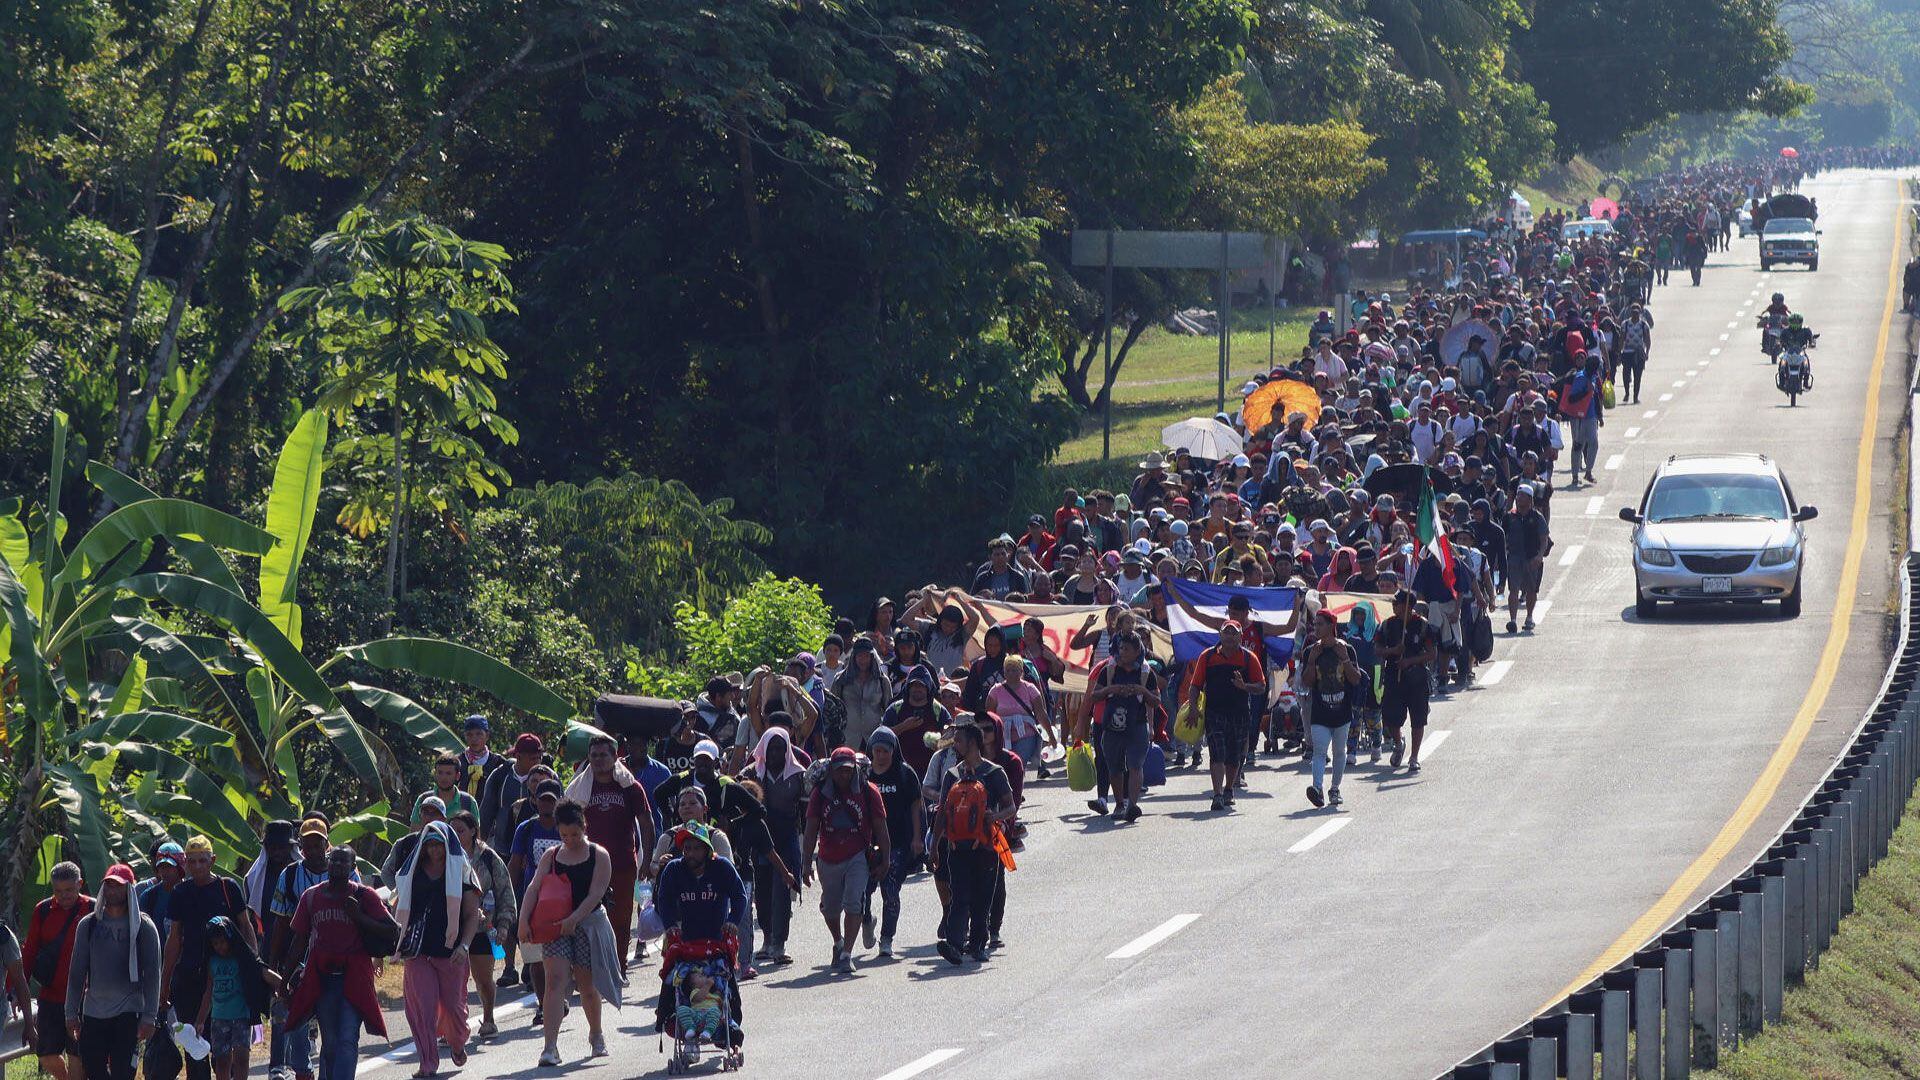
[592,694,685,741]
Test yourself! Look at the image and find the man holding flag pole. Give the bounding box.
[1166,580,1300,811]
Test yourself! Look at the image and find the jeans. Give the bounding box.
[79,1012,141,1080]
[863,848,912,941]
[944,846,998,952]
[1310,723,1351,792]
[1012,733,1041,771]
[1569,417,1600,476]
[270,995,316,1078]
[314,974,363,1080]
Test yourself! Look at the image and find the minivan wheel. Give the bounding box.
[1636,591,1658,620]
[1781,575,1803,617]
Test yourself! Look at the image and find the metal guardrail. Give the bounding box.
[1435,554,1920,1079]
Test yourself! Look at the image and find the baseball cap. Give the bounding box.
[692,739,722,762]
[184,835,214,856]
[830,746,860,768]
[299,819,330,839]
[104,863,136,887]
[534,779,565,799]
[463,714,489,732]
[514,732,544,755]
[155,842,184,867]
[1220,619,1244,632]
[673,822,715,851]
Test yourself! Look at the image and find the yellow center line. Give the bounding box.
[1546,182,1910,1005]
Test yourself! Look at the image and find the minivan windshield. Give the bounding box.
[1645,473,1789,522]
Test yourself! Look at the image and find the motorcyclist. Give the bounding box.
[1778,313,1815,391]
[1758,292,1790,357]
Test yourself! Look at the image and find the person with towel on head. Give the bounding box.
[63,862,161,1080]
[393,821,482,1078]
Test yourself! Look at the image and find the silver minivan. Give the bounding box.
[1619,454,1817,618]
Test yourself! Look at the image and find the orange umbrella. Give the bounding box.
[1242,378,1322,434]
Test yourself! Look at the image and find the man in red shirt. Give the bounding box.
[571,734,655,965]
[1180,622,1267,812]
[283,847,397,1080]
[23,861,94,1080]
[801,748,890,974]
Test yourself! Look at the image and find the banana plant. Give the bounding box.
[1,407,577,918]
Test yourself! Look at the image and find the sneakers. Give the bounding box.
[937,941,963,966]
[1329,787,1343,806]
[878,937,893,958]
[988,935,1005,950]
[1346,753,1357,768]
[1037,764,1051,780]
[1507,618,1518,633]
[968,946,990,962]
[1370,748,1381,764]
[1210,793,1226,812]
[1223,787,1237,806]
[538,1047,562,1068]
[1087,798,1109,816]
[498,968,520,988]
[1306,784,1325,807]
[1235,773,1248,789]
[589,1034,609,1058]
[1110,800,1128,819]
[477,1020,498,1038]
[1408,761,1422,774]
[1172,752,1187,769]
[1524,618,1536,631]
[862,913,877,949]
[831,950,854,974]
[1390,740,1405,767]
[1123,801,1142,823]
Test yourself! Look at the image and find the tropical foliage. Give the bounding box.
[0,408,572,918]
[628,576,837,702]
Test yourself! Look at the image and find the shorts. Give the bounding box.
[816,855,870,917]
[929,838,951,884]
[1204,714,1247,759]
[1428,599,1462,647]
[207,1017,253,1058]
[34,1000,70,1056]
[520,940,544,962]
[1381,672,1431,731]
[1100,722,1152,772]
[470,929,493,955]
[1507,560,1543,595]
[542,926,593,967]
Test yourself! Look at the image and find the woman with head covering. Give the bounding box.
[831,638,892,751]
[1316,546,1359,594]
[745,728,806,967]
[395,821,481,1077]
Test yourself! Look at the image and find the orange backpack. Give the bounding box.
[942,771,993,846]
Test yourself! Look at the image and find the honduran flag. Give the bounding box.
[1163,578,1300,666]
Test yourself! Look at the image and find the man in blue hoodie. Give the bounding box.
[652,823,745,1033]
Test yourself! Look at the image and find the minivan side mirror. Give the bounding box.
[1794,505,1818,522]
[1618,507,1642,523]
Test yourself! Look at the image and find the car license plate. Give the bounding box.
[1703,576,1733,594]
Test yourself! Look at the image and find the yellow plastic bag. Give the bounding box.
[1173,704,1204,746]
[1601,379,1617,409]
[1065,741,1096,792]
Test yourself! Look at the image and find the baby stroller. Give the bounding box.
[659,931,745,1073]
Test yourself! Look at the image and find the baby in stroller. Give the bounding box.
[658,936,744,1072]
[676,967,725,1041]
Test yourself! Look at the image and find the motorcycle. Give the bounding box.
[1757,315,1784,361]
[1776,340,1815,406]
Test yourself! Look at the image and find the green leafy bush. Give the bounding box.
[628,575,835,701]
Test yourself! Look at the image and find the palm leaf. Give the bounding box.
[43,763,112,882]
[88,741,259,854]
[337,682,462,754]
[0,556,57,724]
[260,410,329,648]
[335,637,574,721]
[56,500,277,590]
[115,617,269,784]
[86,463,245,594]
[69,709,235,749]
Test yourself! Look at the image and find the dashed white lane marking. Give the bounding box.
[1108,913,1203,958]
[1559,544,1584,567]
[1286,819,1351,855]
[1418,729,1454,759]
[1685,369,1698,376]
[1726,321,1738,329]
[1719,333,1730,341]
[1531,600,1553,623]
[1672,379,1687,387]
[878,1049,968,1080]
[1624,427,1641,438]
[361,994,537,1072]
[1605,454,1625,470]
[1643,409,1659,418]
[1585,496,1605,515]
[1710,347,1722,356]
[1477,661,1513,687]
[1659,393,1674,402]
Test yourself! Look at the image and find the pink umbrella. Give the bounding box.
[1589,197,1619,220]
[1780,147,1799,159]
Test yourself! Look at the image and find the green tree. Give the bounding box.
[628,575,836,701]
[283,210,518,616]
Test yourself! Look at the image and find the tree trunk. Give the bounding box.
[1,767,45,925]
[382,383,404,627]
[1088,317,1150,413]
[1059,332,1101,411]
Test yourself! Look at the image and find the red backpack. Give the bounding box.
[942,771,993,846]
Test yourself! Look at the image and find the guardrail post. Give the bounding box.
[1602,968,1650,1080]
[1706,899,1742,1052]
[1735,874,1782,1028]
[1572,986,1629,1080]
[1491,1031,1557,1080]
[1534,1012,1595,1080]
[1452,1064,1521,1080]
[1755,861,1790,1019]
[1681,915,1719,1067]
[1806,821,1837,957]
[1762,850,1808,982]
[1735,876,1758,1022]
[1656,934,1694,1080]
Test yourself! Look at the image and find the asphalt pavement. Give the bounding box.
[301,169,1914,1080]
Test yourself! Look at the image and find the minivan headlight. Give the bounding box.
[1759,545,1797,567]
[1639,545,1676,567]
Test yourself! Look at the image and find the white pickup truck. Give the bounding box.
[1760,216,1819,271]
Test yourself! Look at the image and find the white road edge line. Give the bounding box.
[1719,333,1730,341]
[1477,662,1513,687]
[1286,819,1351,855]
[1685,370,1698,377]
[877,1049,968,1080]
[1108,913,1203,958]
[1584,495,1604,515]
[1726,321,1738,329]
[1559,544,1583,566]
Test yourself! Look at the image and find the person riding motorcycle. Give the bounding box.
[1778,313,1815,391]
[1758,292,1791,357]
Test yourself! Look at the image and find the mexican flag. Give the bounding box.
[1416,479,1456,591]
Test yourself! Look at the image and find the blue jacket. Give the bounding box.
[655,856,747,943]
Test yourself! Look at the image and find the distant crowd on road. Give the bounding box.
[3,149,1918,1080]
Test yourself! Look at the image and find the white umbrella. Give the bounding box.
[1160,417,1242,461]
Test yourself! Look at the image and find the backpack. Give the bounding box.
[942,769,994,847]
[818,771,878,847]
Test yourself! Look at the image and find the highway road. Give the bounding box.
[310,169,1913,1080]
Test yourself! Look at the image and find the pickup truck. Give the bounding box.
[1760,217,1819,271]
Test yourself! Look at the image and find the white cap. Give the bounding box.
[1231,454,1250,468]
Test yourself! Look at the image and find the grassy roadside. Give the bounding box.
[1696,791,1920,1080]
